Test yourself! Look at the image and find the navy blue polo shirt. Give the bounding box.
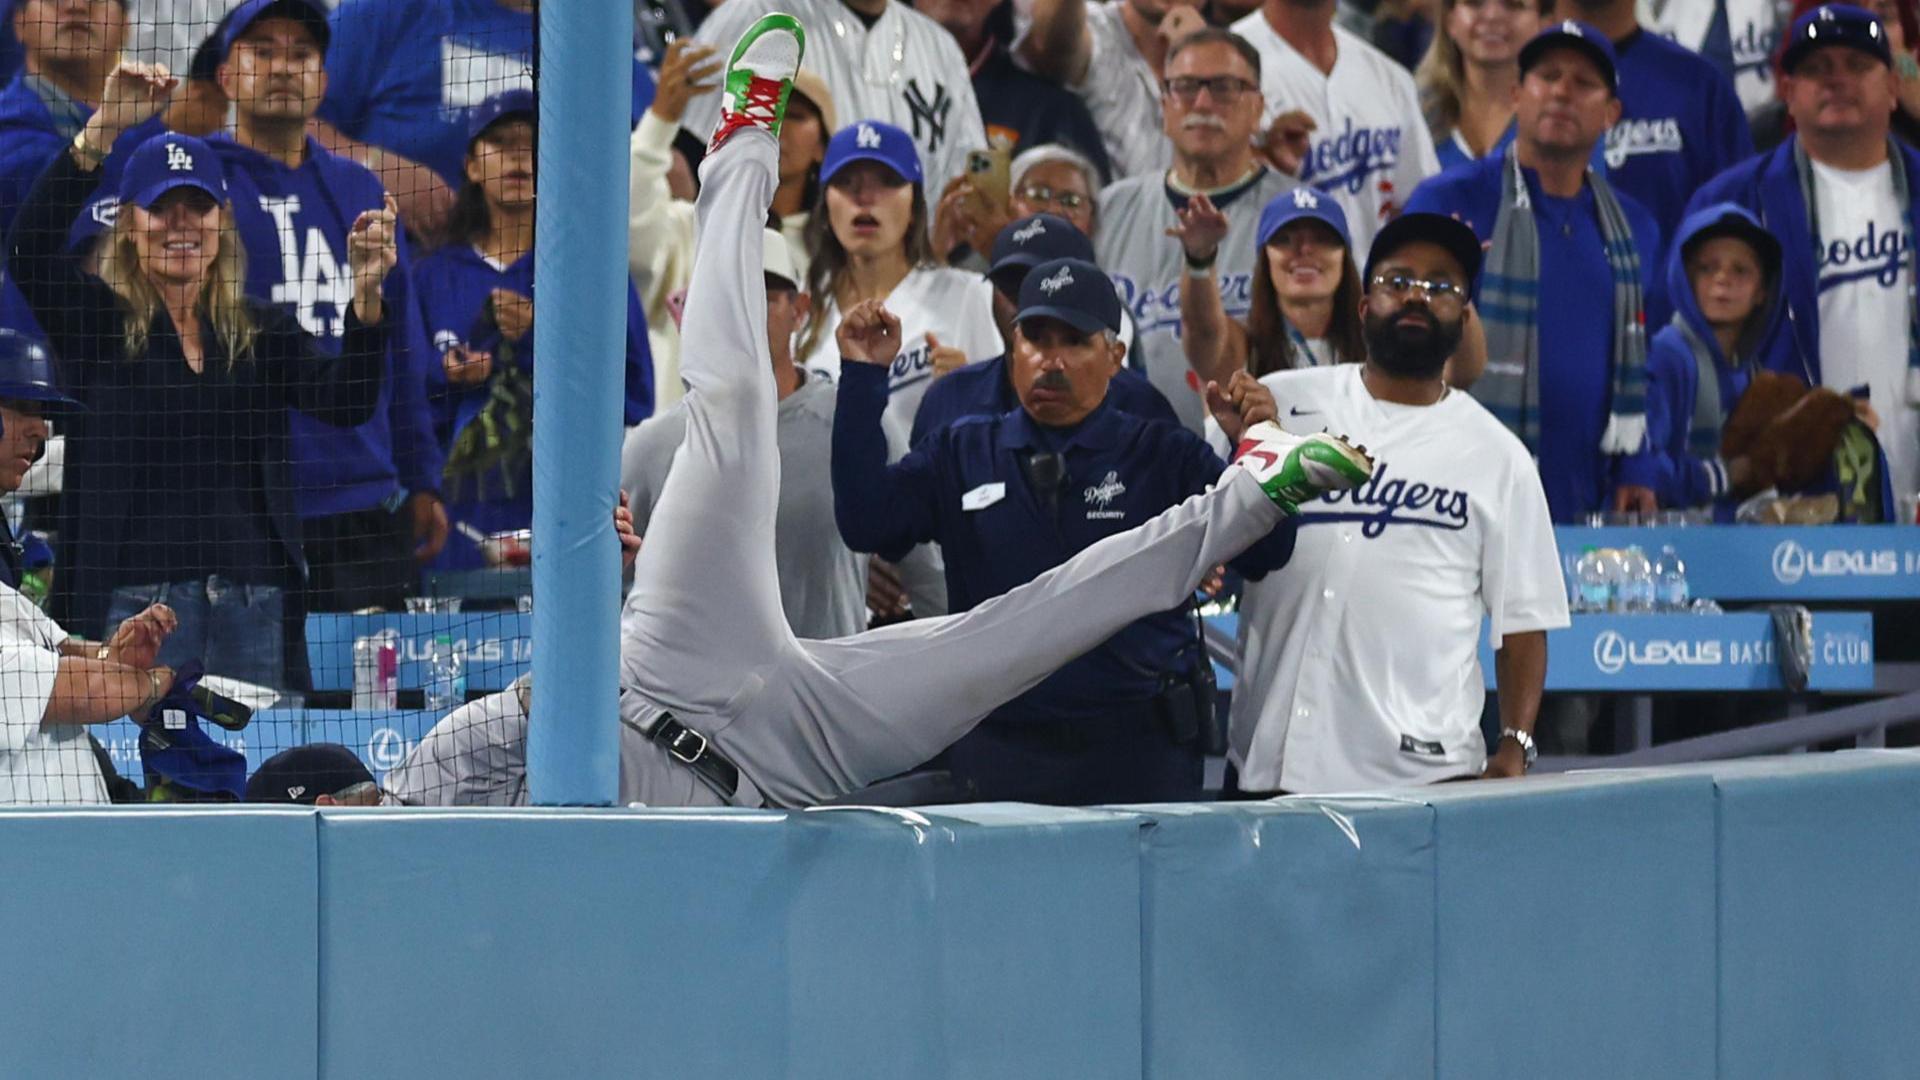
[909,354,1178,447]
[834,361,1295,725]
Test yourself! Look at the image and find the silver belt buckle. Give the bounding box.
[667,726,709,765]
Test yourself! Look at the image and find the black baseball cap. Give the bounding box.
[1366,212,1485,286]
[987,213,1094,292]
[1518,20,1619,92]
[245,743,377,804]
[1015,257,1122,336]
[1781,4,1892,73]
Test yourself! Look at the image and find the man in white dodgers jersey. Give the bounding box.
[1221,213,1566,796]
[399,13,1377,808]
[1232,0,1440,253]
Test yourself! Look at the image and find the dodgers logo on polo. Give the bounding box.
[1083,470,1126,520]
[166,143,194,172]
[856,123,883,150]
[1593,630,1628,675]
[1039,266,1074,294]
[1012,219,1046,244]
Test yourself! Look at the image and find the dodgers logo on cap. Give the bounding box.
[1039,266,1074,294]
[820,119,924,186]
[1292,188,1319,208]
[1012,218,1047,244]
[166,143,194,172]
[1015,257,1121,335]
[857,123,882,149]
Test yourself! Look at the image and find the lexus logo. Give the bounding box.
[1593,630,1628,675]
[367,727,410,771]
[1772,540,1807,585]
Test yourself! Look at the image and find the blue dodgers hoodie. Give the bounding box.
[1644,203,1785,515]
[210,134,445,519]
[413,242,654,570]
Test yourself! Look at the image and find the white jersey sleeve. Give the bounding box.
[1075,1,1172,178]
[1480,450,1572,645]
[0,642,61,756]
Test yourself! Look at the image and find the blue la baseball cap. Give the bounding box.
[1781,4,1891,73]
[468,88,536,146]
[118,133,227,210]
[1519,20,1618,91]
[988,213,1094,282]
[1015,257,1122,336]
[820,120,922,186]
[1256,185,1350,250]
[218,0,330,64]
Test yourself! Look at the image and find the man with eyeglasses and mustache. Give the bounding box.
[202,0,447,620]
[1405,21,1664,525]
[1217,212,1565,796]
[1098,27,1301,433]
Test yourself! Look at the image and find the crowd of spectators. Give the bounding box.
[0,0,1914,807]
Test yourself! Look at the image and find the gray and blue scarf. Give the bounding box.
[1477,149,1649,456]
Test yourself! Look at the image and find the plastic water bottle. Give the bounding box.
[1653,544,1690,612]
[424,633,467,712]
[1619,546,1657,614]
[1573,547,1610,613]
[351,629,398,711]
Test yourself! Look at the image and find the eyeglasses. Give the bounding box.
[1015,184,1089,211]
[1369,272,1467,307]
[1162,75,1258,104]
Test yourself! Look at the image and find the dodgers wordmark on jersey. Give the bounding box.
[1223,365,1567,793]
[685,0,988,193]
[1639,0,1784,116]
[1230,11,1440,254]
[1096,167,1300,433]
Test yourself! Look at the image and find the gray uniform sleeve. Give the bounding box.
[384,680,530,806]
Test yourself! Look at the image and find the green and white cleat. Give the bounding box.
[1232,421,1374,514]
[708,12,807,154]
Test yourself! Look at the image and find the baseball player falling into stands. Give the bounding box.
[389,13,1376,809]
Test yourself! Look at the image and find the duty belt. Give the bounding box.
[646,713,743,804]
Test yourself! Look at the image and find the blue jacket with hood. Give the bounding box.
[1644,203,1785,515]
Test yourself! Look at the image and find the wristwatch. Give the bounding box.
[1499,727,1537,771]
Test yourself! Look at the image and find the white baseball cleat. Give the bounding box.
[708,13,806,154]
[1232,421,1375,514]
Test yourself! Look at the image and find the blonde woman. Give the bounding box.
[7,63,393,687]
[1417,0,1554,170]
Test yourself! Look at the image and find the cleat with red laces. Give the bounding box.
[1232,421,1375,515]
[708,13,806,154]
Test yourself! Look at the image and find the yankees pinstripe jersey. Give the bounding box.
[1230,12,1439,254]
[1095,166,1300,432]
[1012,0,1171,179]
[683,0,989,193]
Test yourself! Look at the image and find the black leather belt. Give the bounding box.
[646,713,740,802]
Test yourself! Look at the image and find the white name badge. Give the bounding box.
[961,482,1006,511]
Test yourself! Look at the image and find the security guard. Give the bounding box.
[909,213,1175,446]
[832,256,1296,804]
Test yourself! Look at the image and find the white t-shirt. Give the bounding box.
[1230,13,1440,254]
[684,0,988,193]
[0,586,99,805]
[1809,158,1918,500]
[1216,365,1568,793]
[1639,0,1782,115]
[801,266,1000,616]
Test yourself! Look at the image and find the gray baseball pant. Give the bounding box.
[617,129,1284,807]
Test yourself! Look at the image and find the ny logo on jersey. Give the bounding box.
[1012,218,1047,244]
[902,79,950,154]
[1039,266,1073,294]
[166,143,194,172]
[856,123,883,149]
[1291,187,1320,209]
[259,195,354,339]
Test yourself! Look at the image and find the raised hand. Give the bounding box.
[93,62,178,141]
[347,192,400,323]
[649,39,723,125]
[926,332,968,380]
[1204,370,1276,444]
[836,299,903,366]
[1166,192,1229,264]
